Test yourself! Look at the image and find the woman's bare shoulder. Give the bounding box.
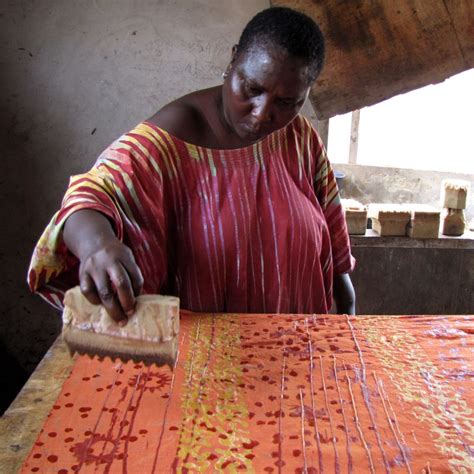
[147,88,216,143]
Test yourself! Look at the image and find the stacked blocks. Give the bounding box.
[440,179,470,236]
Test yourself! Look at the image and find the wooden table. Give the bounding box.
[0,338,73,473]
[2,313,473,473]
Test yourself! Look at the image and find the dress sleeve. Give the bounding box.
[27,124,168,309]
[311,127,356,275]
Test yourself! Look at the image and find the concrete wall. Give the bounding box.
[0,0,269,409]
[349,237,474,315]
[335,163,474,221]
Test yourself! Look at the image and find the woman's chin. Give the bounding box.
[239,124,266,142]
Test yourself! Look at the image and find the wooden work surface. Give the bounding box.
[0,337,73,473]
[2,313,474,473]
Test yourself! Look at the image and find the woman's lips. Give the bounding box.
[242,123,264,139]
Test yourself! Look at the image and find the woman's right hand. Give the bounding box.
[79,239,144,325]
[63,210,144,325]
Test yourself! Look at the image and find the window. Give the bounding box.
[327,69,474,175]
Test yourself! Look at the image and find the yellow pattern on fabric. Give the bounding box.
[254,142,264,168]
[28,212,67,290]
[357,316,474,472]
[176,314,254,472]
[185,143,202,161]
[314,155,329,208]
[296,120,305,181]
[206,149,217,177]
[131,127,178,179]
[97,163,144,219]
[115,139,163,178]
[212,316,254,471]
[69,170,136,224]
[327,184,339,205]
[66,176,109,196]
[29,169,131,294]
[140,124,181,178]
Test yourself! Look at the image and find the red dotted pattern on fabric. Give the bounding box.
[20,313,474,473]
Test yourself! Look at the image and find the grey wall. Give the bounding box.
[0,0,269,390]
[335,163,474,222]
[350,238,474,315]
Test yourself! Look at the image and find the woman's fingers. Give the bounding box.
[80,272,101,305]
[78,240,144,324]
[108,263,136,317]
[121,248,144,297]
[93,270,128,325]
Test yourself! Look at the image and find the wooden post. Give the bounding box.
[348,109,360,164]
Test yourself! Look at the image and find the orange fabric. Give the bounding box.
[22,313,474,473]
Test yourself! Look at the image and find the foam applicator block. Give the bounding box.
[441,179,470,210]
[62,286,180,367]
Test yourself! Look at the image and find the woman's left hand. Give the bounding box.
[333,273,356,315]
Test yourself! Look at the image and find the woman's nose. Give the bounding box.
[251,98,273,124]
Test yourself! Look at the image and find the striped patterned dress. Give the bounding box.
[28,115,354,313]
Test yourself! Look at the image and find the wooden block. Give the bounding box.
[406,205,440,239]
[368,204,411,236]
[346,212,368,235]
[342,199,367,235]
[441,208,466,236]
[441,179,470,209]
[62,287,180,366]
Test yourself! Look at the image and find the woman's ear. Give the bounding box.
[230,44,238,64]
[223,45,239,79]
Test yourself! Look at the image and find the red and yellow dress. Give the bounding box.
[28,115,355,313]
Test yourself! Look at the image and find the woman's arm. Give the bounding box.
[333,273,356,315]
[63,209,144,324]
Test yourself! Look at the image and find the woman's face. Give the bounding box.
[221,43,313,143]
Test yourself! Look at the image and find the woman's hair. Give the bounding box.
[235,7,325,81]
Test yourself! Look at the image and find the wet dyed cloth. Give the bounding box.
[22,313,474,473]
[27,115,354,313]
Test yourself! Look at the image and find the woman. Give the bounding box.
[28,7,355,324]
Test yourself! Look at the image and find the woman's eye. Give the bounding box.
[245,83,261,96]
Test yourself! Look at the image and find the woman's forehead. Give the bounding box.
[235,45,312,93]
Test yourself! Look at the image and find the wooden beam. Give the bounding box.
[273,0,474,119]
[348,109,360,164]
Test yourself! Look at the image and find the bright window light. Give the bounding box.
[327,68,474,174]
